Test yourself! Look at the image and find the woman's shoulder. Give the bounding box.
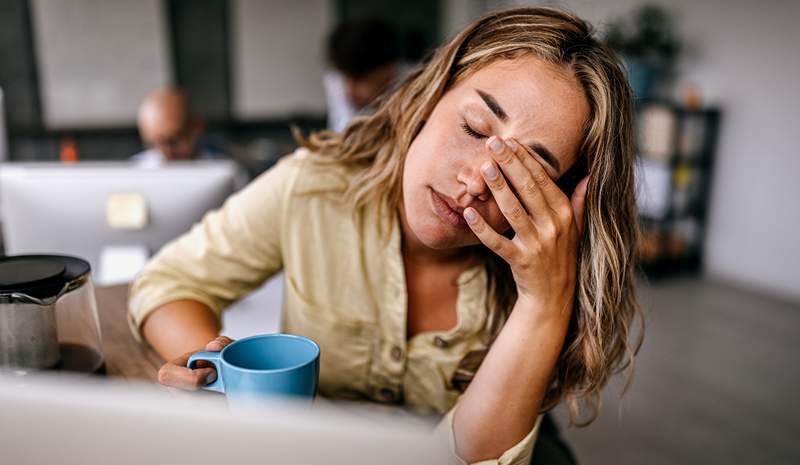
[273,147,363,198]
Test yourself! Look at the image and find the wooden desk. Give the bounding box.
[95,284,162,382]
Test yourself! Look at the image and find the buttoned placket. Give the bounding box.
[367,219,408,404]
[366,214,491,406]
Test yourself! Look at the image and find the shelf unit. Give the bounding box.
[634,99,721,276]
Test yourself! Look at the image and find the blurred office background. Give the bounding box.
[0,0,798,464]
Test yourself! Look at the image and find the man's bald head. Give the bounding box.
[137,87,203,161]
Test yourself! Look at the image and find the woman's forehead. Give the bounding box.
[459,57,586,123]
[452,56,589,167]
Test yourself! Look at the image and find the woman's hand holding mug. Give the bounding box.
[157,336,235,390]
[159,333,320,406]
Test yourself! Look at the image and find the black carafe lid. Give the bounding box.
[0,255,91,300]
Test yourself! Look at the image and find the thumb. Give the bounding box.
[571,176,589,236]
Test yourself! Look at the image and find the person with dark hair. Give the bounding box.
[324,18,402,132]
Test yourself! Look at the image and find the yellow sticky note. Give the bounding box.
[106,193,148,230]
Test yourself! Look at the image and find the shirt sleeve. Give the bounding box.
[434,406,543,465]
[127,154,302,340]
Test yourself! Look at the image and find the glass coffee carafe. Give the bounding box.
[0,255,105,375]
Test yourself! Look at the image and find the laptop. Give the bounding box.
[0,372,451,464]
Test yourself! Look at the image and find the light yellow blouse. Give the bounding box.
[128,148,542,464]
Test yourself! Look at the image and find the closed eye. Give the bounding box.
[461,121,487,140]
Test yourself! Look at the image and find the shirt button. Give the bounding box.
[378,387,396,403]
[390,345,403,361]
[433,336,448,348]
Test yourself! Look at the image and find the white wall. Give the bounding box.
[451,0,800,301]
[230,0,332,119]
[440,0,488,42]
[30,0,171,129]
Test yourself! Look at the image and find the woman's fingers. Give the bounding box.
[479,160,537,239]
[158,350,217,390]
[157,335,234,391]
[511,141,571,212]
[205,335,234,352]
[463,207,516,263]
[479,144,537,239]
[502,137,577,233]
[486,137,552,228]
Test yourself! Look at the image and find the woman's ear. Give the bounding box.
[571,176,589,237]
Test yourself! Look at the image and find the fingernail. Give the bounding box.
[488,136,504,154]
[506,139,518,152]
[464,208,477,224]
[206,371,217,384]
[481,162,498,180]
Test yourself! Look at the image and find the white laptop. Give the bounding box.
[0,372,451,465]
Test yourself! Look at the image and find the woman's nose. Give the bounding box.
[457,162,491,202]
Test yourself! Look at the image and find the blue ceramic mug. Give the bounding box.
[187,333,320,406]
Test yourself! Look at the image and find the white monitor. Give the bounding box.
[0,161,238,285]
[0,373,449,465]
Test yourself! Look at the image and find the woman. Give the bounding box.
[129,7,642,464]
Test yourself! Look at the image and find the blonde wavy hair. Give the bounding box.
[298,7,643,426]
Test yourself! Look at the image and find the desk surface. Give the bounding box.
[96,285,162,382]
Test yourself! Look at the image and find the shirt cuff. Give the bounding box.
[434,406,543,465]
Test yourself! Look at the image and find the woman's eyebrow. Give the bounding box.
[526,142,561,174]
[476,89,508,122]
[474,88,561,174]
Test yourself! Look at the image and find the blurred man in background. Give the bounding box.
[133,87,220,165]
[324,19,402,133]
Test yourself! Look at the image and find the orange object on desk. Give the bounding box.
[59,137,79,163]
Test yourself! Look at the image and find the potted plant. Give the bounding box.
[604,5,682,100]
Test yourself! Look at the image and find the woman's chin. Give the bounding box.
[412,223,475,250]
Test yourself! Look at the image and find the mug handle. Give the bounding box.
[187,351,225,393]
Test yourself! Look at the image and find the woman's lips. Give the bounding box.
[430,188,468,229]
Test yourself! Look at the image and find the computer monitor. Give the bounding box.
[0,161,239,284]
[0,373,449,464]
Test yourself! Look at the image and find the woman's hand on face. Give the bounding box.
[463,136,589,320]
[156,336,235,390]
